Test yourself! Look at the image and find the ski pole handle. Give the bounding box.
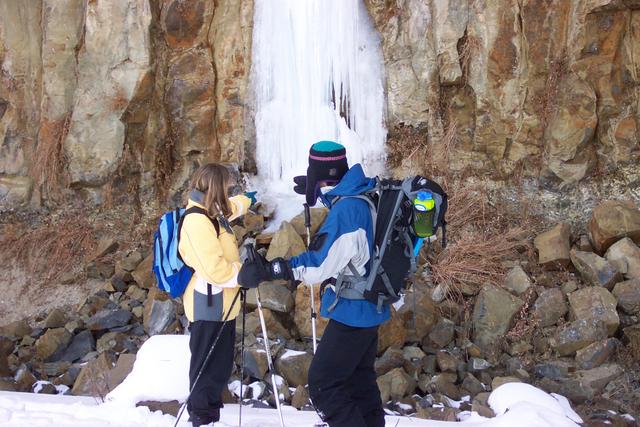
[303,203,311,229]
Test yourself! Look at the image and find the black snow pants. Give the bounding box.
[308,319,385,427]
[187,319,236,422]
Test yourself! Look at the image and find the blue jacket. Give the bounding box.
[289,164,391,327]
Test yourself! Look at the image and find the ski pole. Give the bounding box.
[239,289,247,426]
[246,245,286,427]
[303,203,318,354]
[174,289,242,427]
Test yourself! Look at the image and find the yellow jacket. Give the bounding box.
[178,194,251,322]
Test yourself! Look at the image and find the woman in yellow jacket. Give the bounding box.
[178,163,253,427]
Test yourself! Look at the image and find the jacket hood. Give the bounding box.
[325,164,375,202]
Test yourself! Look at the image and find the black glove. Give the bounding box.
[238,251,269,289]
[267,257,293,281]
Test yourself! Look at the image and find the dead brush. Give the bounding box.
[0,215,97,283]
[32,114,72,197]
[506,287,540,341]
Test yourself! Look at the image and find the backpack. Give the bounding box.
[331,176,448,312]
[152,206,220,298]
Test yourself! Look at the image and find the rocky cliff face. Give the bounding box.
[365,0,640,184]
[0,0,638,210]
[0,0,253,208]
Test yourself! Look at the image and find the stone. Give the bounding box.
[416,404,459,421]
[92,238,119,261]
[375,347,404,376]
[43,309,68,329]
[568,287,619,336]
[275,349,312,387]
[0,380,17,392]
[426,317,455,349]
[35,328,72,362]
[589,201,640,253]
[469,358,492,372]
[472,286,523,350]
[376,367,416,403]
[290,208,328,238]
[612,279,640,314]
[472,393,495,418]
[559,364,624,403]
[291,385,310,409]
[0,176,33,206]
[576,235,593,253]
[14,365,37,392]
[42,361,71,377]
[0,337,14,376]
[504,266,532,295]
[131,254,154,289]
[266,222,306,260]
[243,213,265,234]
[116,250,144,273]
[533,288,567,327]
[561,280,578,294]
[426,373,461,400]
[398,287,438,342]
[0,320,32,339]
[107,353,136,391]
[293,285,328,339]
[96,332,131,354]
[491,376,521,390]
[244,348,269,380]
[71,351,117,396]
[534,360,575,381]
[62,330,95,363]
[550,319,609,356]
[462,373,486,397]
[575,338,619,370]
[377,307,406,354]
[144,297,176,336]
[258,283,294,313]
[33,380,57,394]
[78,294,114,317]
[87,309,132,331]
[623,325,640,362]
[605,238,640,280]
[422,355,437,375]
[534,223,571,269]
[570,250,622,290]
[136,400,180,417]
[132,306,144,319]
[85,261,115,280]
[402,346,426,377]
[126,285,147,302]
[436,350,459,373]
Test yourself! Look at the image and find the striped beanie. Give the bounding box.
[293,141,349,206]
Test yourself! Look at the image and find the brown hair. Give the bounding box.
[189,163,232,218]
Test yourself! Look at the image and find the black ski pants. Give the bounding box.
[187,319,236,422]
[308,319,385,427]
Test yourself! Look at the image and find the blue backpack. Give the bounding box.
[152,206,219,298]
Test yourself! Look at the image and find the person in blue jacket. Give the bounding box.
[239,141,388,427]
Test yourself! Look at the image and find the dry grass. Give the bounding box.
[534,52,568,129]
[457,34,482,85]
[506,287,539,340]
[32,114,71,197]
[0,215,97,283]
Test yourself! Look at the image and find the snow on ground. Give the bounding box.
[0,335,584,426]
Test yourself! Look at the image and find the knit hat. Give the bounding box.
[293,141,349,206]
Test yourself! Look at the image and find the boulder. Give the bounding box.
[275,349,312,387]
[42,361,71,377]
[559,364,623,403]
[116,250,144,273]
[375,347,404,376]
[96,332,132,354]
[416,404,459,421]
[258,283,294,313]
[107,353,136,391]
[143,289,176,336]
[534,223,571,269]
[85,260,115,280]
[568,287,619,336]
[126,285,147,302]
[424,373,461,400]
[71,351,116,396]
[426,317,455,349]
[612,279,640,314]
[436,351,459,373]
[605,237,640,280]
[570,250,622,290]
[462,373,486,397]
[291,385,310,409]
[43,309,68,329]
[504,266,532,295]
[0,320,31,340]
[550,319,609,356]
[33,380,58,395]
[0,176,33,206]
[623,325,640,362]
[91,238,119,261]
[376,367,415,403]
[589,201,640,253]
[61,330,95,363]
[87,309,132,331]
[243,212,265,234]
[472,286,523,350]
[35,328,72,362]
[131,254,154,289]
[377,307,406,354]
[402,346,426,377]
[398,287,438,343]
[491,376,521,390]
[266,221,306,261]
[290,208,328,238]
[244,347,269,379]
[245,309,291,340]
[575,338,619,370]
[14,365,37,392]
[136,400,179,417]
[0,337,14,376]
[533,288,567,327]
[293,285,328,339]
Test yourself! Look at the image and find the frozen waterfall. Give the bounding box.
[251,0,387,183]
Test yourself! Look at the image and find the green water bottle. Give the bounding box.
[413,191,435,238]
